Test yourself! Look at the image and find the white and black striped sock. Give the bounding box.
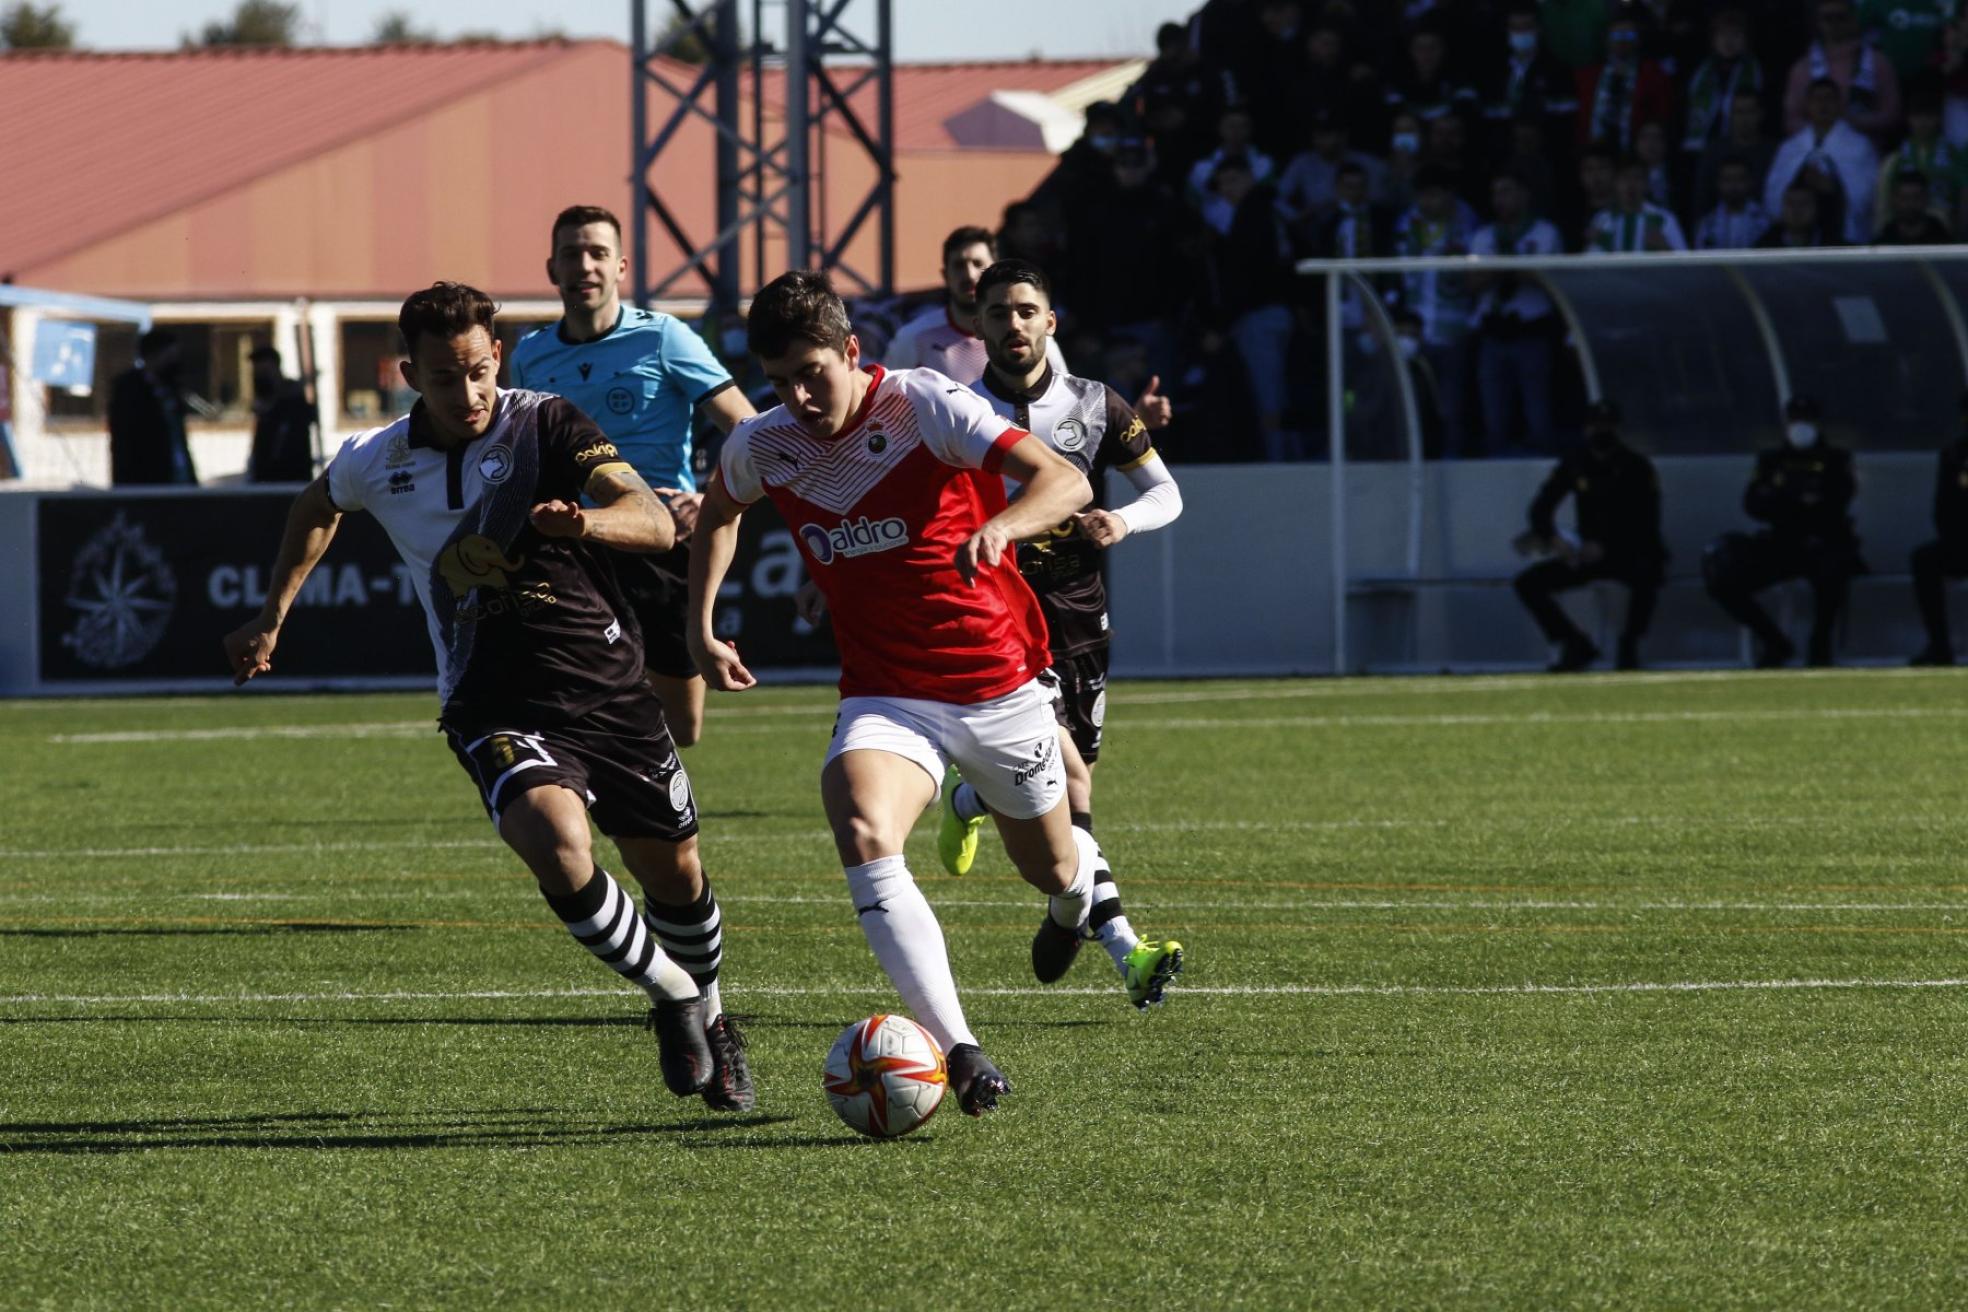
[1080,825,1140,972]
[543,868,698,1003]
[643,881,725,1021]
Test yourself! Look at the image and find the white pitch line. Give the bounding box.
[4,810,1963,863]
[1120,707,1968,731]
[4,891,1968,915]
[44,702,1967,745]
[4,976,1968,1008]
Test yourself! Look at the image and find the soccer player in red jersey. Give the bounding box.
[688,271,1097,1116]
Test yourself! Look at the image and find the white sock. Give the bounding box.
[1046,825,1098,930]
[951,780,987,822]
[1090,874,1140,974]
[845,856,976,1051]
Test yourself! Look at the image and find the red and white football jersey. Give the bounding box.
[719,365,1051,704]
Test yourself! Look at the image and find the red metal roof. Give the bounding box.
[0,43,1129,297]
[0,41,600,278]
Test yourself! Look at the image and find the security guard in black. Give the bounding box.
[1702,395,1862,668]
[1908,391,1968,665]
[1512,400,1666,671]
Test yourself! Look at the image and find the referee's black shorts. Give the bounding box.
[613,542,698,680]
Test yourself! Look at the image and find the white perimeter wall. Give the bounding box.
[0,455,1950,695]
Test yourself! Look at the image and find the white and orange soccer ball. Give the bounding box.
[822,1014,948,1139]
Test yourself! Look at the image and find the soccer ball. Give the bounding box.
[822,1014,947,1139]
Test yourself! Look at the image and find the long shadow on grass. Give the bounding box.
[0,1109,793,1155]
[0,924,415,939]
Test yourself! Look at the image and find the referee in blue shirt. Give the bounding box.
[511,206,757,746]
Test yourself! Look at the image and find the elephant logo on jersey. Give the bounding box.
[1053,418,1088,453]
[478,447,512,483]
[438,534,527,596]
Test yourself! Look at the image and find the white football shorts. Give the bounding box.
[824,675,1065,820]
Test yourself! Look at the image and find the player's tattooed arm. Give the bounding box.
[533,466,675,552]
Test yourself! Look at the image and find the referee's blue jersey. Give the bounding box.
[509,307,734,492]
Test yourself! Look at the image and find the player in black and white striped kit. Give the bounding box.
[939,259,1188,1009]
[223,283,752,1110]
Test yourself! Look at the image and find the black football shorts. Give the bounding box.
[443,686,698,841]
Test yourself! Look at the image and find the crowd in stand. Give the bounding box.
[967,0,1968,462]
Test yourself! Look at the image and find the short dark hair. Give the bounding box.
[1807,76,1842,98]
[1894,168,1932,191]
[974,259,1052,308]
[941,225,996,264]
[138,327,177,355]
[746,269,852,358]
[1335,160,1369,182]
[398,281,498,355]
[550,204,623,250]
[248,344,282,363]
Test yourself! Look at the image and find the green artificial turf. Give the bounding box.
[3,670,1967,1309]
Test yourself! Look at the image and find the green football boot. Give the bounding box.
[1122,939,1184,1010]
[937,764,985,876]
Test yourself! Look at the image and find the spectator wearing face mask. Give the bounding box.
[1469,172,1562,457]
[1481,3,1580,158]
[1907,390,1968,667]
[1695,156,1774,248]
[1785,0,1903,146]
[1576,14,1676,150]
[1510,400,1667,671]
[1383,109,1427,216]
[1702,395,1864,668]
[1766,76,1880,243]
[1584,157,1690,252]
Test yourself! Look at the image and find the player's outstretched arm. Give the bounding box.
[686,474,757,691]
[534,467,675,552]
[1077,453,1183,548]
[222,476,342,685]
[957,436,1091,583]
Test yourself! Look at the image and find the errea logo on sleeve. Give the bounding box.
[797,516,910,565]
